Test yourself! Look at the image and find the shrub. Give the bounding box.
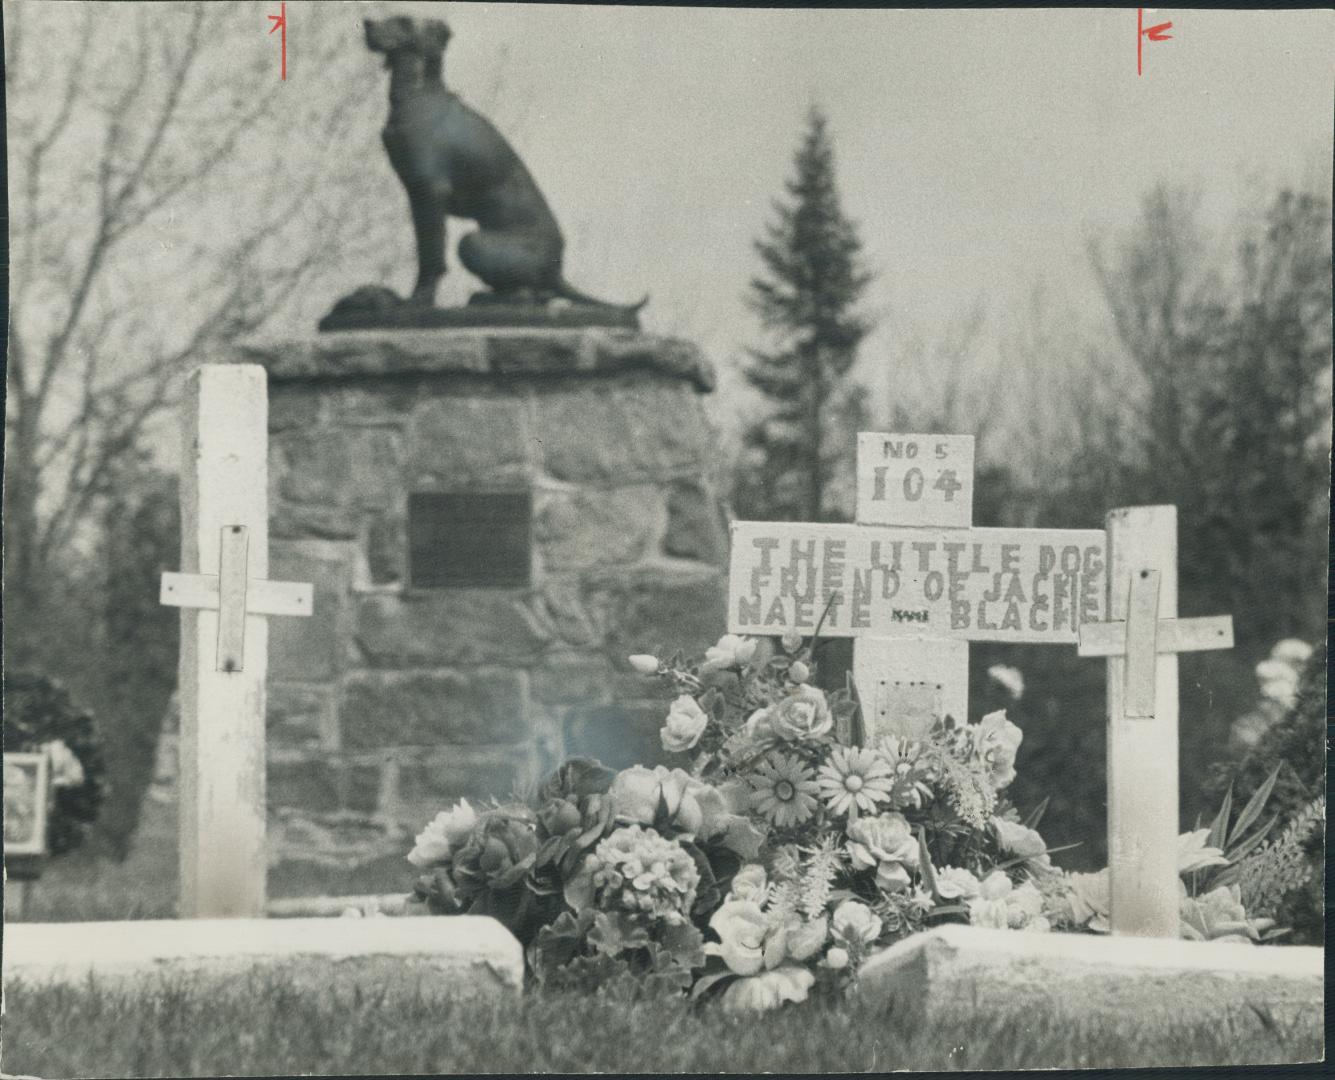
[1208,644,1325,944]
[3,671,107,856]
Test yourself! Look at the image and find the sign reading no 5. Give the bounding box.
[855,433,975,528]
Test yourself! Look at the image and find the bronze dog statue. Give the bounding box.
[364,15,646,314]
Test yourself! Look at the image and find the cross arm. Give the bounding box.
[160,572,313,618]
[1077,615,1234,657]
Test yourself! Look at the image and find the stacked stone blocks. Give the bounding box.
[232,328,729,894]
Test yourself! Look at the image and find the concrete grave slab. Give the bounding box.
[858,924,1322,1035]
[3,915,522,999]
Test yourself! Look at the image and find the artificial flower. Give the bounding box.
[744,708,777,743]
[607,764,731,839]
[43,740,85,789]
[538,757,617,802]
[719,966,815,1012]
[830,899,882,948]
[607,766,664,825]
[966,870,1022,929]
[784,915,829,961]
[588,824,700,925]
[661,694,709,753]
[729,863,768,903]
[787,660,810,684]
[767,685,834,742]
[628,654,661,675]
[824,946,850,970]
[991,816,1047,858]
[1004,880,1048,930]
[407,798,479,867]
[875,737,937,809]
[537,796,585,838]
[1177,829,1229,874]
[450,808,539,890]
[846,811,920,892]
[933,866,982,901]
[973,711,1023,790]
[706,898,770,975]
[701,634,758,673]
[748,752,820,828]
[780,630,805,653]
[1179,884,1273,944]
[816,747,895,819]
[1066,868,1110,932]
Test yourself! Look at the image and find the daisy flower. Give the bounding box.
[875,737,936,810]
[748,752,820,828]
[817,747,894,819]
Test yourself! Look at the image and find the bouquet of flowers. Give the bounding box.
[406,629,1292,1010]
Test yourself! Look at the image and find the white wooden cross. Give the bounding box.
[159,365,313,919]
[728,433,1108,739]
[1077,505,1234,938]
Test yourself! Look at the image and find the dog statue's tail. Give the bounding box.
[555,277,649,314]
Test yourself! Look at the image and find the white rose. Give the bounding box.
[701,634,758,673]
[706,899,769,976]
[660,694,709,753]
[934,865,981,901]
[406,798,478,868]
[974,710,1023,790]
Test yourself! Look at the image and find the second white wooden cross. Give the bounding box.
[159,365,313,920]
[1078,505,1234,938]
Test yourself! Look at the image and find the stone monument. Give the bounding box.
[227,16,729,896]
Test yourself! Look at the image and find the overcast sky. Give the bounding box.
[325,4,1333,424]
[13,3,1331,470]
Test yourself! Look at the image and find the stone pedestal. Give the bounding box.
[857,924,1323,1037]
[3,916,522,999]
[229,328,730,895]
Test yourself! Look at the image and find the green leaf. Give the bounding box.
[1223,814,1280,866]
[527,909,593,981]
[1206,782,1233,852]
[660,921,707,969]
[536,836,565,866]
[915,825,940,900]
[720,815,767,861]
[1021,796,1051,831]
[993,842,1081,872]
[1228,765,1281,849]
[690,970,737,1000]
[589,910,653,956]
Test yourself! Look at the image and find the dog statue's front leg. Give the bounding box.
[407,181,450,306]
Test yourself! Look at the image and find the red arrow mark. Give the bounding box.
[268,2,287,81]
[1137,9,1174,76]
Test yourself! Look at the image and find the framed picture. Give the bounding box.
[4,752,51,857]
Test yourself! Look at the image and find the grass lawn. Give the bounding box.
[3,967,1322,1076]
[6,813,1322,1075]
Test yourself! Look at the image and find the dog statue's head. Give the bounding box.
[364,16,452,59]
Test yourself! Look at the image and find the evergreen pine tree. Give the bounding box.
[735,108,874,522]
